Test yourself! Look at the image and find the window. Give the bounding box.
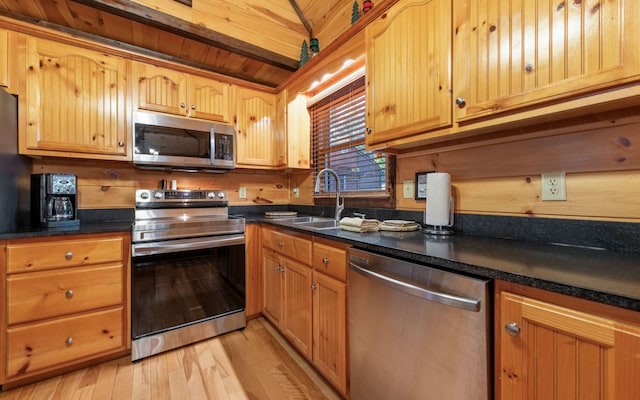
[310,76,394,207]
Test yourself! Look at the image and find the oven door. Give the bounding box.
[131,235,245,360]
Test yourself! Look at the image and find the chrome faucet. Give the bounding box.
[314,168,344,221]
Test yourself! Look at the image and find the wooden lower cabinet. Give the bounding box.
[244,223,263,318]
[312,270,347,395]
[260,225,349,396]
[283,258,313,360]
[1,232,130,388]
[497,281,640,400]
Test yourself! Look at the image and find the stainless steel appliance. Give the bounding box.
[132,111,235,172]
[31,173,79,228]
[131,189,245,361]
[348,248,491,400]
[0,89,31,233]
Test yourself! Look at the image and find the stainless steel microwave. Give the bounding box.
[132,111,235,172]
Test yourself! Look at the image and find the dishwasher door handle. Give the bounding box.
[349,262,481,312]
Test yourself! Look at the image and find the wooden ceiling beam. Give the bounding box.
[69,0,299,71]
[288,0,312,37]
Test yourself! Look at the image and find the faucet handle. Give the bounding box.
[353,212,366,219]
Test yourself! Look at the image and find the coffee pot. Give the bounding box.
[31,173,80,228]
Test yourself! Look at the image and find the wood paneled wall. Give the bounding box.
[31,115,640,223]
[397,119,640,222]
[31,160,291,209]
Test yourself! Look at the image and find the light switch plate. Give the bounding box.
[239,187,247,199]
[403,180,414,198]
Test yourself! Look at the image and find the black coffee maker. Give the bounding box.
[31,173,80,228]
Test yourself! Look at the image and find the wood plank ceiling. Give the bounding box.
[0,0,357,88]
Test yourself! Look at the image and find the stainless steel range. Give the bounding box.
[131,189,245,361]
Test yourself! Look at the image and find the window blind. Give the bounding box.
[310,76,390,198]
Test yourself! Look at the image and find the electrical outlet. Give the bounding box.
[293,187,300,198]
[239,187,247,199]
[403,180,414,199]
[541,172,566,201]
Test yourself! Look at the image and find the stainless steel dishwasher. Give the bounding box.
[348,248,491,400]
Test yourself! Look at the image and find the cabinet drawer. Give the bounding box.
[7,264,123,325]
[6,308,124,379]
[262,229,312,265]
[313,242,347,282]
[7,237,124,273]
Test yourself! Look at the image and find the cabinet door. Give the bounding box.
[245,224,262,317]
[236,88,280,167]
[365,0,452,146]
[134,63,188,116]
[188,75,231,123]
[500,291,640,400]
[313,271,347,395]
[24,37,128,158]
[262,250,284,328]
[286,92,311,169]
[0,29,8,88]
[454,0,640,122]
[283,258,313,361]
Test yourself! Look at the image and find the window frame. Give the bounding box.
[309,75,395,209]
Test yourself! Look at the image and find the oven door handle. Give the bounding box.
[132,234,245,257]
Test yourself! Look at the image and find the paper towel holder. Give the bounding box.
[423,197,455,236]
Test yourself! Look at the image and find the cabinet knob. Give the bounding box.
[455,97,466,108]
[365,127,372,134]
[311,283,318,290]
[525,63,534,72]
[65,252,73,260]
[65,337,74,346]
[65,289,74,299]
[180,102,186,108]
[118,141,124,147]
[278,242,284,248]
[277,265,284,273]
[322,257,329,265]
[505,322,521,336]
[190,104,196,110]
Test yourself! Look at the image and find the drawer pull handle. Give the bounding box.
[65,337,74,346]
[278,242,284,248]
[505,322,521,336]
[65,290,74,299]
[322,257,329,265]
[65,252,73,260]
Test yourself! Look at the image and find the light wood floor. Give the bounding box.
[0,318,342,400]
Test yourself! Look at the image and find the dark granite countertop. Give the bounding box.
[256,217,640,312]
[0,220,133,240]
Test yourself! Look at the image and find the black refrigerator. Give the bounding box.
[0,89,31,233]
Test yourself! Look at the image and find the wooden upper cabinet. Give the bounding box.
[365,0,452,147]
[286,92,311,169]
[22,37,128,159]
[134,63,231,123]
[499,290,640,400]
[236,87,281,167]
[188,75,231,123]
[454,0,640,123]
[0,29,8,88]
[275,90,288,167]
[134,63,188,116]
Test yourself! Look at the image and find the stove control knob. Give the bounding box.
[218,192,225,199]
[139,192,149,200]
[154,191,163,199]
[207,192,215,199]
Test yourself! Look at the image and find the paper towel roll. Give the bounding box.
[425,172,452,227]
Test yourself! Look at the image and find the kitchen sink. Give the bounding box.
[294,220,340,230]
[269,216,340,230]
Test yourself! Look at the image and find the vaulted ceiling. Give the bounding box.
[0,0,363,88]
